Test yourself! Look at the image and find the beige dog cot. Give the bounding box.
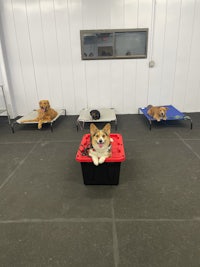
[12,108,66,133]
[76,108,117,130]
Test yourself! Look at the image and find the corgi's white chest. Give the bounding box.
[92,145,109,156]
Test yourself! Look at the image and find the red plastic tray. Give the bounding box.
[76,134,125,163]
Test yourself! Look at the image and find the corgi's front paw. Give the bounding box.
[92,157,99,166]
[99,157,106,164]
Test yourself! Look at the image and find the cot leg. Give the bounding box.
[115,119,117,131]
[184,115,193,130]
[190,118,193,130]
[149,120,152,130]
[76,121,84,131]
[11,120,19,133]
[11,122,15,133]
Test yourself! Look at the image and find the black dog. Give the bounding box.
[90,110,101,120]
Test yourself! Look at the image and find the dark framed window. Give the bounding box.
[80,28,148,60]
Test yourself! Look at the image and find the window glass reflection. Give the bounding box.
[83,33,113,58]
[115,32,147,56]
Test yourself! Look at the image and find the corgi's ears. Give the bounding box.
[90,123,98,136]
[103,123,111,135]
[90,123,111,136]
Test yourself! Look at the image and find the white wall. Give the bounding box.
[0,0,200,117]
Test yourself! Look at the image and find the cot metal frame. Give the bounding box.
[0,85,12,131]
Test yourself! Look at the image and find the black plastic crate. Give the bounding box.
[81,162,121,185]
[76,134,125,185]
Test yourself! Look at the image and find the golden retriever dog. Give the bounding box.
[89,123,113,166]
[147,105,168,122]
[22,100,58,129]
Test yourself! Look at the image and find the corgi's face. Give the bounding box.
[90,123,111,150]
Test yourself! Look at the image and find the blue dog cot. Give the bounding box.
[138,105,192,130]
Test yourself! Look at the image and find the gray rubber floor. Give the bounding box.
[0,113,200,267]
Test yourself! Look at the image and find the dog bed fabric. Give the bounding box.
[12,109,66,132]
[76,108,117,130]
[139,105,192,129]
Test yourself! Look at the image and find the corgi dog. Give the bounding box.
[89,123,113,166]
[147,105,168,122]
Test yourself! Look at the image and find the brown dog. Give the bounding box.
[22,100,58,129]
[147,105,168,122]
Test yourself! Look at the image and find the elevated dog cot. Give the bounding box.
[76,108,117,131]
[11,108,66,133]
[138,105,192,130]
